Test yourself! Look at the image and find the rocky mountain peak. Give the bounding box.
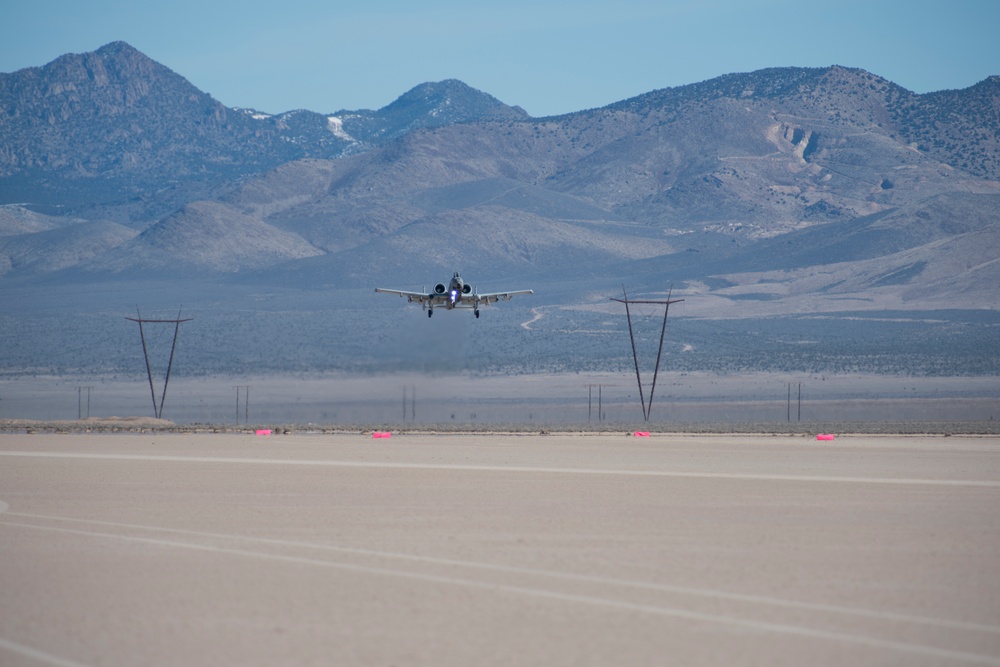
[329,79,529,145]
[386,79,527,120]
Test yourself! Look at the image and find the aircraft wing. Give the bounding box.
[472,289,534,304]
[375,288,433,305]
[374,288,463,307]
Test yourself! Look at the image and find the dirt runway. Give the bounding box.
[1,432,999,666]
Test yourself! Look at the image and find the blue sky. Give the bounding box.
[2,0,998,117]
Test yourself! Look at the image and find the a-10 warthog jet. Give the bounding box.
[375,271,533,318]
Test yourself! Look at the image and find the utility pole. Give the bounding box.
[787,382,803,422]
[787,382,791,422]
[402,386,416,421]
[586,384,613,422]
[234,385,250,424]
[77,386,92,419]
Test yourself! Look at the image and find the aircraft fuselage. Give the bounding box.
[435,272,472,308]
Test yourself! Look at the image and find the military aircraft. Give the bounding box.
[375,271,533,318]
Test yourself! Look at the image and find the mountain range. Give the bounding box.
[0,42,998,379]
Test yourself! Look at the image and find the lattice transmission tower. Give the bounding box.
[611,287,684,421]
[126,307,193,419]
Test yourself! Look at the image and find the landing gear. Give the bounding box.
[427,309,433,318]
[475,310,480,319]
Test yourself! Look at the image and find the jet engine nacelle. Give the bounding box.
[462,283,472,294]
[434,284,447,294]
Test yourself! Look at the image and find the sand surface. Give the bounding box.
[1,432,999,666]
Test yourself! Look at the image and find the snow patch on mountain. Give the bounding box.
[327,116,354,141]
